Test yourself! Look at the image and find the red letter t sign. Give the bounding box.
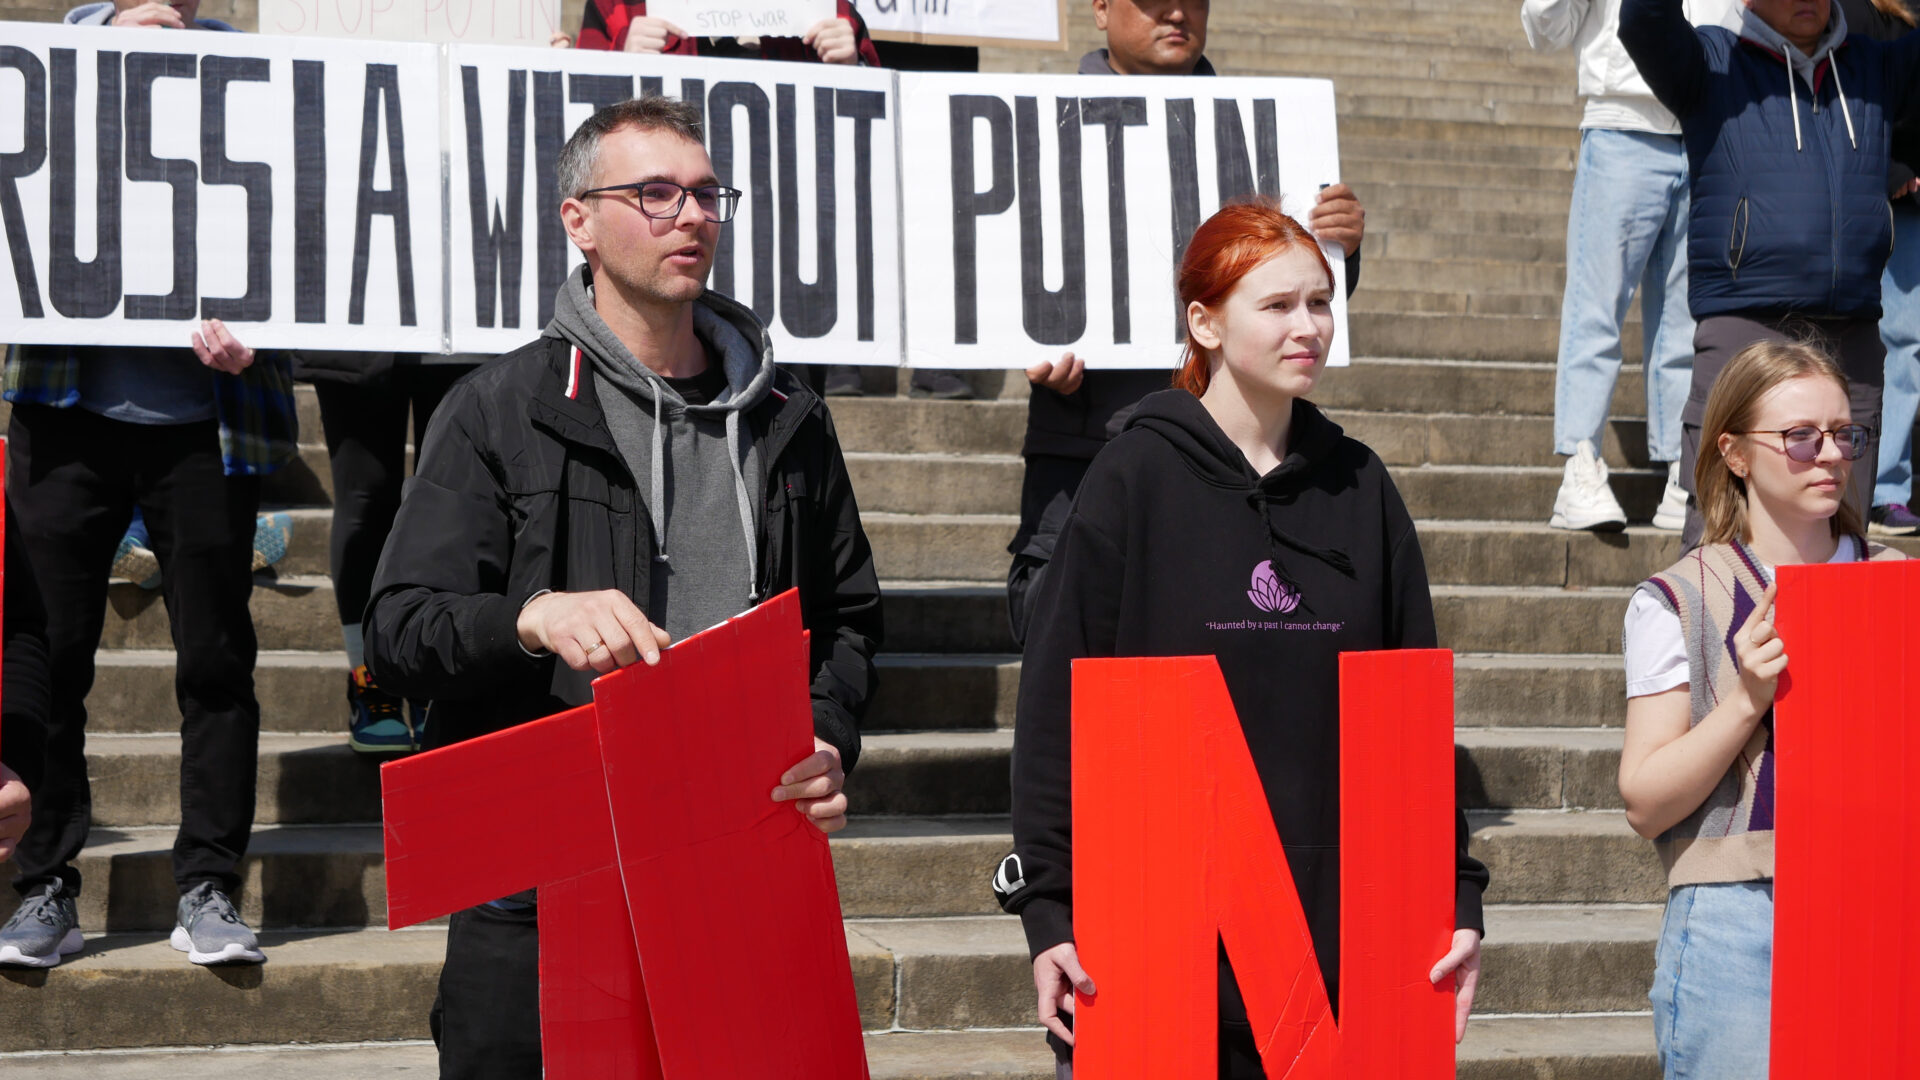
[379,590,869,1079]
[1070,650,1456,1079]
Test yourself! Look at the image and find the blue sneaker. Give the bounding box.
[347,665,413,753]
[252,511,292,572]
[112,513,161,590]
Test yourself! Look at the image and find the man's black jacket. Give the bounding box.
[364,334,882,770]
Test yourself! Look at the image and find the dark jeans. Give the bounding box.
[432,902,542,1079]
[6,405,261,897]
[314,365,469,626]
[1678,314,1885,548]
[1006,453,1093,647]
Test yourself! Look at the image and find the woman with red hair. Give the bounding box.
[994,201,1489,1077]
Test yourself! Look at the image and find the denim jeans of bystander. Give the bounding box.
[1875,199,1920,508]
[1553,128,1694,463]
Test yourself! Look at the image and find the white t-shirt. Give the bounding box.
[1622,540,1860,699]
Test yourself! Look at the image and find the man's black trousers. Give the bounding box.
[5,404,261,898]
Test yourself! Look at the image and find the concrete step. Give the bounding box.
[1331,74,1577,107]
[1346,312,1573,363]
[1317,358,1640,417]
[84,648,1624,737]
[0,1016,1664,1079]
[76,724,1635,833]
[1339,93,1584,130]
[0,815,1015,932]
[831,398,1028,455]
[1437,584,1634,655]
[74,730,1017,827]
[1473,809,1664,904]
[1365,257,1567,295]
[1358,287,1566,317]
[1399,464,1666,522]
[1372,226,1568,263]
[1335,410,1652,468]
[1338,113,1578,153]
[849,454,1023,516]
[1344,133,1576,170]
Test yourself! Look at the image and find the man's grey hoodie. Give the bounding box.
[544,266,776,641]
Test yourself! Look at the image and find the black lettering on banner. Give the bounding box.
[1211,98,1254,206]
[461,66,526,328]
[639,75,664,99]
[124,52,198,321]
[201,55,272,322]
[1254,100,1279,197]
[776,84,834,338]
[1014,96,1085,346]
[1079,97,1146,344]
[49,48,121,319]
[948,95,1011,345]
[293,59,326,323]
[835,88,885,341]
[0,46,47,318]
[708,81,773,322]
[680,78,706,140]
[349,63,417,326]
[534,70,565,329]
[1164,98,1199,342]
[568,73,632,116]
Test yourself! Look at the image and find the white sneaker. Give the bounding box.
[1651,461,1688,531]
[1549,440,1627,531]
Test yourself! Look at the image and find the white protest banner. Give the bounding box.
[260,0,567,47]
[647,0,834,41]
[863,0,1065,49]
[0,22,443,351]
[447,48,900,364]
[897,72,1348,370]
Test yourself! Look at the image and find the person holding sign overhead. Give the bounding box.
[568,0,882,64]
[1006,0,1369,645]
[1617,340,1904,1077]
[363,95,882,1078]
[995,201,1485,1079]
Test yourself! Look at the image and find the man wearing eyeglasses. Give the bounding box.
[363,96,882,1079]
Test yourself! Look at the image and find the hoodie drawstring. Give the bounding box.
[1789,62,1803,152]
[649,390,669,565]
[724,409,760,605]
[1829,57,1858,150]
[1245,492,1356,612]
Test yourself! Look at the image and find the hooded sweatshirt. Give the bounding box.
[997,390,1488,1044]
[1621,0,1920,319]
[545,265,775,641]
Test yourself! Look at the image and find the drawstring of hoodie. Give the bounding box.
[1830,57,1858,150]
[644,389,762,607]
[1245,491,1355,612]
[1789,61,1803,151]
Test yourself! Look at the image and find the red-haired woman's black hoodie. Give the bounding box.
[997,388,1488,1049]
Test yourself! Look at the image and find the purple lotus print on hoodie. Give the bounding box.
[1247,560,1301,614]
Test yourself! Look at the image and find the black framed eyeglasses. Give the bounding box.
[578,181,741,222]
[1729,424,1873,462]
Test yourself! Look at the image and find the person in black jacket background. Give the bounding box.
[994,202,1486,1079]
[364,96,881,1080]
[1005,0,1368,646]
[1,506,51,866]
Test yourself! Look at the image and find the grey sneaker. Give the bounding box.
[0,882,84,968]
[170,882,265,965]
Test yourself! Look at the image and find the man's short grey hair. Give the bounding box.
[556,96,707,200]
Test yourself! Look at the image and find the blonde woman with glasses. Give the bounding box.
[1616,339,1905,1078]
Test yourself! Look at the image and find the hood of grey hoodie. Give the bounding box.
[543,265,777,619]
[1740,3,1849,86]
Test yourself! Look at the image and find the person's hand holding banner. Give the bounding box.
[771,736,849,833]
[1027,353,1088,395]
[1309,184,1366,257]
[1428,927,1482,1043]
[517,589,674,673]
[802,17,858,63]
[622,16,687,52]
[1733,581,1785,720]
[1032,940,1096,1046]
[189,319,254,375]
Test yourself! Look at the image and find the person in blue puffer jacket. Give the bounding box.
[1620,0,1920,546]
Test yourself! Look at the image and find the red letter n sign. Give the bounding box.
[1772,559,1920,1073]
[1071,650,1455,1079]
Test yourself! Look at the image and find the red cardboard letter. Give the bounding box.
[1772,559,1920,1073]
[381,590,865,1079]
[1071,650,1455,1079]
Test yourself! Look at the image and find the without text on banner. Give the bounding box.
[897,72,1348,372]
[0,23,444,352]
[447,47,901,364]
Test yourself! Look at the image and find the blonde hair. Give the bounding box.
[1871,0,1917,28]
[1696,339,1865,546]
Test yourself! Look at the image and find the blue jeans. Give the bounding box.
[1651,881,1773,1080]
[1876,200,1920,507]
[1554,128,1694,462]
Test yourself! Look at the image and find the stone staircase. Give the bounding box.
[10,0,1920,1074]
